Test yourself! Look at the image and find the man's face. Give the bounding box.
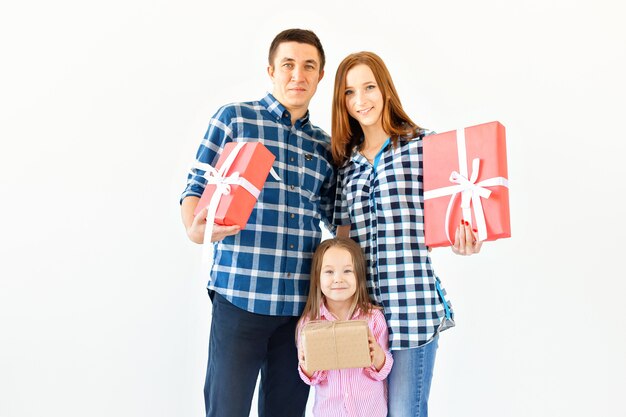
[267,41,324,117]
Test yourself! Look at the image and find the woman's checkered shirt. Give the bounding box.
[334,134,455,350]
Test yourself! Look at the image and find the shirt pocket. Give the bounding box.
[299,149,331,202]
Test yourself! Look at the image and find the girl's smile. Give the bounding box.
[319,246,358,318]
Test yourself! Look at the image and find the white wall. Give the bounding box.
[1,0,625,416]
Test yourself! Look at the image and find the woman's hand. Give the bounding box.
[368,329,386,371]
[451,220,483,256]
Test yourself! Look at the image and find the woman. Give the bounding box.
[332,51,481,417]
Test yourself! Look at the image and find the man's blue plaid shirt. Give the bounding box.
[181,93,336,316]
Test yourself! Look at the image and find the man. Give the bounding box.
[180,29,335,417]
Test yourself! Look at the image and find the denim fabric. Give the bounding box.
[204,292,309,417]
[387,336,439,417]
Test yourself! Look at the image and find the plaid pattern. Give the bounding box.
[181,93,336,316]
[334,133,454,350]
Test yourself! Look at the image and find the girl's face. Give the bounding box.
[344,64,384,130]
[320,246,358,304]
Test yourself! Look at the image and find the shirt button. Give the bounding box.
[287,272,292,278]
[290,157,295,162]
[290,185,295,190]
[289,244,294,249]
[290,213,295,219]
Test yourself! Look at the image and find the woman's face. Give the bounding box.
[344,64,384,130]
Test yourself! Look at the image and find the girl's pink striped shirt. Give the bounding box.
[297,303,393,417]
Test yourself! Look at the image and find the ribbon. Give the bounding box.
[423,128,509,243]
[193,142,281,273]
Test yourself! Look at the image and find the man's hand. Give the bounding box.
[186,207,240,244]
[451,220,483,256]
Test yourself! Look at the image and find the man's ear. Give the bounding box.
[267,65,275,80]
[318,69,325,82]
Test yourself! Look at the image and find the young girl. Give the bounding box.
[297,237,393,417]
[331,52,482,417]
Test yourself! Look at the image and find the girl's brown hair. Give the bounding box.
[298,237,376,329]
[331,51,422,166]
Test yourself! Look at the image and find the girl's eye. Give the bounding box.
[344,269,353,274]
[345,89,353,96]
[366,84,376,90]
[323,270,334,274]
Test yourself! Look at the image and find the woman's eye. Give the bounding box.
[366,84,376,90]
[345,89,353,96]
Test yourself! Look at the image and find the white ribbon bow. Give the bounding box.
[423,128,509,243]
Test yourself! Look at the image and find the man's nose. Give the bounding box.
[291,66,304,82]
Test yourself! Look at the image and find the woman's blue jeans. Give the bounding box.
[388,336,439,417]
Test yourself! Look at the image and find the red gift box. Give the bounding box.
[423,121,510,247]
[193,142,276,229]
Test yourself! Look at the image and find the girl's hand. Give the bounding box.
[298,345,313,378]
[451,220,482,256]
[368,329,386,371]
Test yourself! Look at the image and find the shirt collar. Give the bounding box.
[348,137,393,167]
[320,300,364,321]
[261,92,310,127]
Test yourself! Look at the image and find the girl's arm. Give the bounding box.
[365,310,394,381]
[296,323,328,385]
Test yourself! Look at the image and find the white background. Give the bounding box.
[1,0,625,416]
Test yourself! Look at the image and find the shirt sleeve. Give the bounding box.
[179,105,235,204]
[298,366,328,386]
[332,166,351,227]
[318,163,338,235]
[364,309,393,381]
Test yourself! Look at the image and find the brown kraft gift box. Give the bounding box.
[301,320,371,372]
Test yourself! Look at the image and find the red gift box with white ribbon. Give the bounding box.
[192,142,278,267]
[423,121,511,247]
